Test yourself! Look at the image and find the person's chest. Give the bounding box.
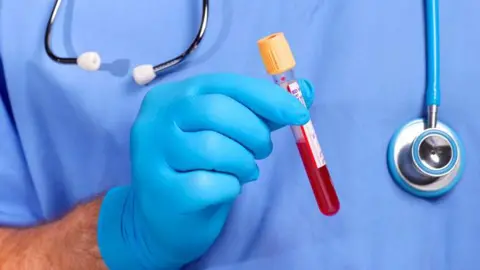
[2,1,480,269]
[0,0,333,209]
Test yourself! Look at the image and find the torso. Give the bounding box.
[2,0,480,269]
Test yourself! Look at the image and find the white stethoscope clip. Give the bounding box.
[387,119,464,198]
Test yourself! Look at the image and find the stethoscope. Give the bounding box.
[387,0,464,198]
[44,0,463,197]
[44,0,210,85]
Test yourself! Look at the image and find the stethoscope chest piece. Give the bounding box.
[387,0,465,198]
[387,119,464,198]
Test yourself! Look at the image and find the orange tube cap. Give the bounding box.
[257,32,296,75]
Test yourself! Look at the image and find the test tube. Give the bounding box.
[257,33,340,216]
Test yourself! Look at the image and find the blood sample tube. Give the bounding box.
[257,32,340,216]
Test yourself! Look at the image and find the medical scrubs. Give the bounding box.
[1,1,480,269]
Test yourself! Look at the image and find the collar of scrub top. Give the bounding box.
[44,0,210,86]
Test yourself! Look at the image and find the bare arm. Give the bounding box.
[0,198,107,270]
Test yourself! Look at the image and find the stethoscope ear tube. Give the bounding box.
[44,0,102,71]
[44,0,210,84]
[387,0,464,198]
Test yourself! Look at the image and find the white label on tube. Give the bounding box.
[287,81,326,168]
[287,82,306,106]
[302,120,326,168]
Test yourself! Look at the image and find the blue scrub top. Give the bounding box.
[1,1,480,269]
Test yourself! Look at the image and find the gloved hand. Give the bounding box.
[97,73,315,269]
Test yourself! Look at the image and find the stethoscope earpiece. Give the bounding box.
[133,65,156,86]
[76,51,102,71]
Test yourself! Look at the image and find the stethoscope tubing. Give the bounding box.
[426,0,441,107]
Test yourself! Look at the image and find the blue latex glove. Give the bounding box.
[97,73,315,269]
